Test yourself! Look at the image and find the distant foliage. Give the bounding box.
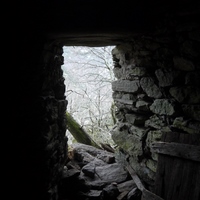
[62,46,116,147]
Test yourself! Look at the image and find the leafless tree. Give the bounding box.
[62,46,116,146]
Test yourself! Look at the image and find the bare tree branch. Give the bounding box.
[62,46,116,147]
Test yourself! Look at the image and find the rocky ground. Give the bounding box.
[58,143,141,200]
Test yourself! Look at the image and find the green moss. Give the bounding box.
[66,112,101,149]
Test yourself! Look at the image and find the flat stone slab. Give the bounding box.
[95,163,128,183]
[80,163,129,189]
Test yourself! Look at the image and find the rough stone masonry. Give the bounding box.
[110,22,200,190]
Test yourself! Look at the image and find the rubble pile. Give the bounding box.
[58,143,141,200]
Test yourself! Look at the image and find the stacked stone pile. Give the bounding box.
[110,27,200,189]
[58,143,142,200]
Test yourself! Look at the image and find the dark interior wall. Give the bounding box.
[9,38,67,199]
[9,0,200,45]
[7,1,200,200]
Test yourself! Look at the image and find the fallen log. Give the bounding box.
[66,111,101,149]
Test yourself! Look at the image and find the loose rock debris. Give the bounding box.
[58,143,142,200]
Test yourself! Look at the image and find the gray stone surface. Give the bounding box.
[140,77,162,98]
[172,117,200,134]
[95,163,128,183]
[130,67,147,76]
[145,114,167,129]
[111,124,143,157]
[130,125,147,140]
[155,68,179,87]
[150,99,176,115]
[125,113,148,126]
[110,30,200,190]
[135,100,151,112]
[112,80,140,93]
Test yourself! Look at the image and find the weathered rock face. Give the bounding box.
[110,21,200,189]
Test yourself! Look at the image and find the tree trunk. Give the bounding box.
[66,111,102,149]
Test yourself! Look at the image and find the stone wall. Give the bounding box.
[111,21,200,189]
[13,41,68,199]
[10,35,68,200]
[41,43,68,199]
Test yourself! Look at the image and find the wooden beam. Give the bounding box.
[151,142,200,162]
[142,188,164,200]
[125,163,164,200]
[117,191,129,200]
[125,164,145,191]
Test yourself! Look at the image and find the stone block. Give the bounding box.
[145,114,167,129]
[112,80,140,93]
[155,68,180,87]
[140,77,162,98]
[150,99,176,116]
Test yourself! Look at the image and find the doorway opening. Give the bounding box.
[61,45,117,148]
